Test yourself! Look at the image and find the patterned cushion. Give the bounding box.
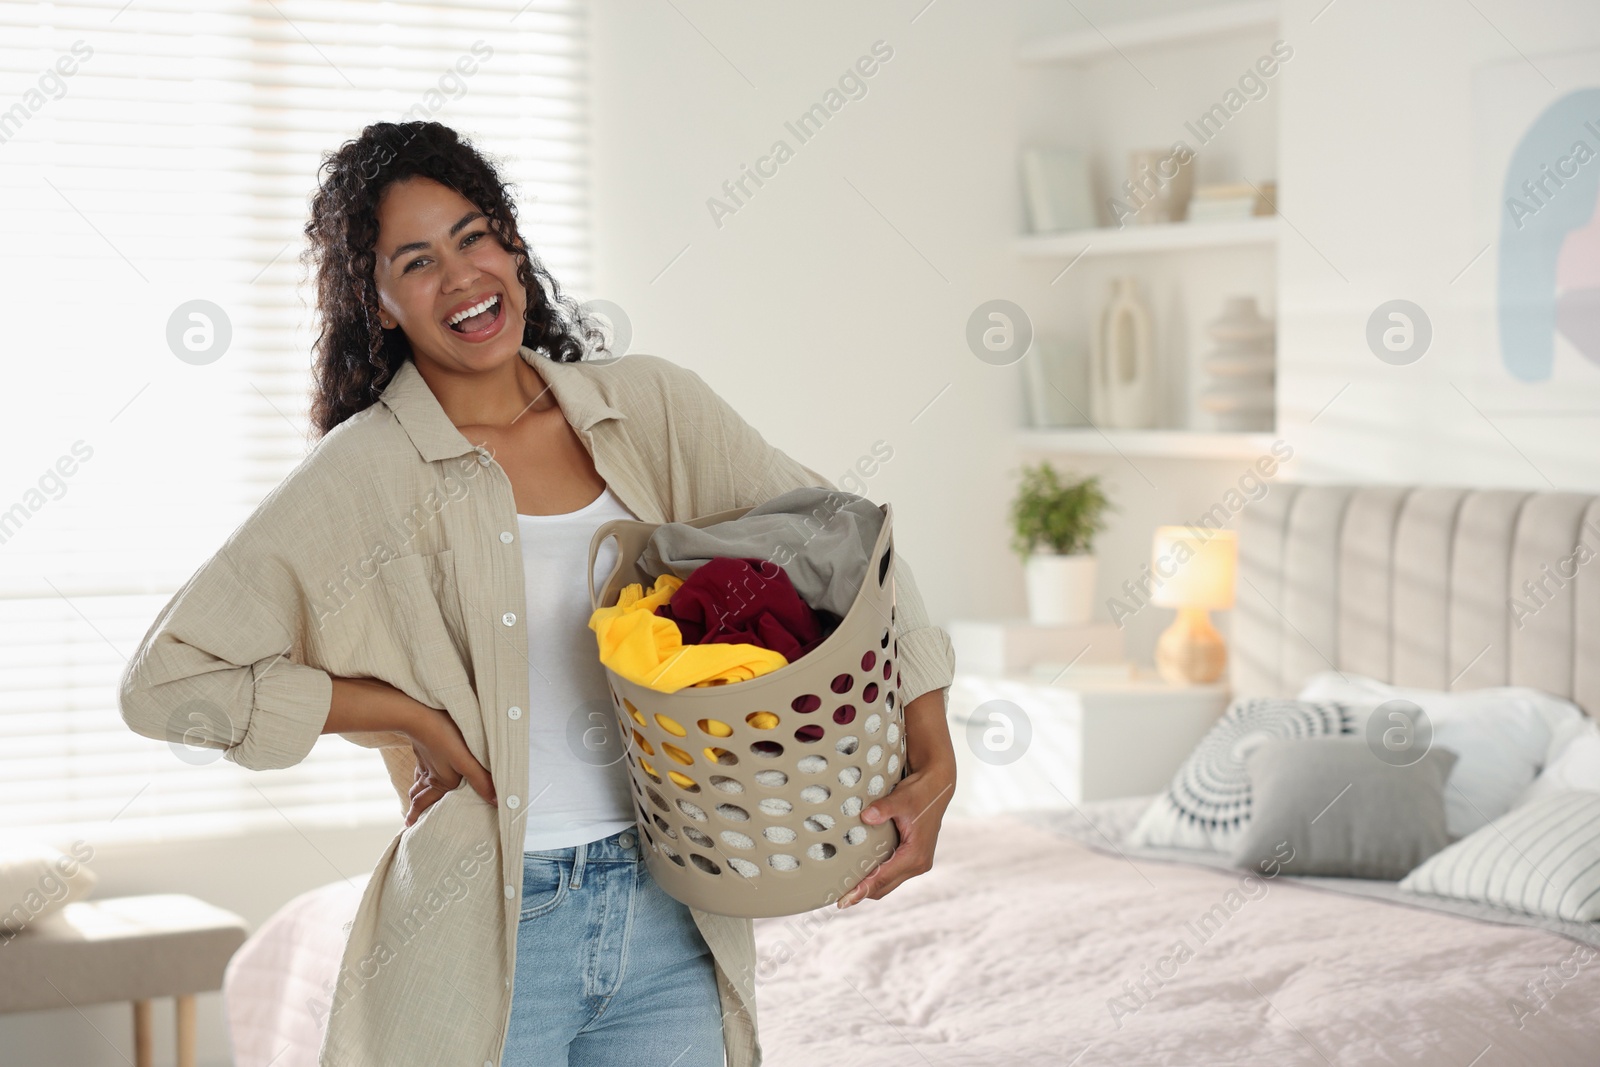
[1126,697,1359,852]
[1399,791,1600,921]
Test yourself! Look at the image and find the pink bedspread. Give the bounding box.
[224,816,1600,1066]
[224,873,369,1067]
[749,814,1600,1066]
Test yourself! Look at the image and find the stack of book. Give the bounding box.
[1186,180,1277,222]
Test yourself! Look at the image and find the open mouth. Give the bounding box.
[444,293,504,338]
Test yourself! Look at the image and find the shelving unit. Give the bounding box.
[1017,1,1278,65]
[1016,2,1282,457]
[1015,216,1278,260]
[1017,428,1277,460]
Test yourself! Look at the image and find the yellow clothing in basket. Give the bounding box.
[588,573,789,693]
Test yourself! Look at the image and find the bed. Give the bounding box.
[223,485,1600,1066]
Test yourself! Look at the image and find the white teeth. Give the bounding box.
[447,294,499,326]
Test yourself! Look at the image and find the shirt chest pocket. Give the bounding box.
[376,549,477,706]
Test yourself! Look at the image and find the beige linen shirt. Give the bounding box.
[118,345,956,1067]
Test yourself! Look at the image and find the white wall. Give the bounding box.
[1276,0,1600,489]
[588,0,1042,640]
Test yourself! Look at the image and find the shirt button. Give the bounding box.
[508,706,522,720]
[619,832,634,848]
[477,451,492,466]
[502,611,517,626]
[506,795,521,809]
[504,884,515,899]
[500,531,514,544]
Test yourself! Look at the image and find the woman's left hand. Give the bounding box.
[839,687,957,908]
[837,755,956,908]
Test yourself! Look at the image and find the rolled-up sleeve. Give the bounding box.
[672,364,956,709]
[118,545,333,772]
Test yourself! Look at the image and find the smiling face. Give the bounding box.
[371,175,528,371]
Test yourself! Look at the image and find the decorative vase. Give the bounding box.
[1090,277,1158,429]
[1126,147,1195,224]
[1198,296,1275,431]
[1024,552,1098,626]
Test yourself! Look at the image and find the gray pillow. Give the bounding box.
[1229,737,1458,880]
[1126,698,1360,853]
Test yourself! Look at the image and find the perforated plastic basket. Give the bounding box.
[586,501,906,918]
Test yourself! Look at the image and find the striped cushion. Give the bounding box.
[1399,791,1600,921]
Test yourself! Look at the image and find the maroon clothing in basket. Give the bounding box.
[653,557,838,662]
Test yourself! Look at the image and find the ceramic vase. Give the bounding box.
[1198,296,1275,431]
[1126,147,1195,224]
[1090,277,1158,429]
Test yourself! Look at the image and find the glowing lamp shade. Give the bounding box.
[1150,527,1237,684]
[1149,528,1237,611]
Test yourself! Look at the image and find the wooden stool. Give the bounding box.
[0,894,248,1067]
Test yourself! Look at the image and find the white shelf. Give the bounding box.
[1018,428,1276,459]
[1015,216,1278,259]
[1019,1,1278,64]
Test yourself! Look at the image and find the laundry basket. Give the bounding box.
[585,500,907,918]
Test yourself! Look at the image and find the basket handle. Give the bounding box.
[586,505,764,613]
[587,519,651,612]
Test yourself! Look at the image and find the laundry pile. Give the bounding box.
[586,488,885,694]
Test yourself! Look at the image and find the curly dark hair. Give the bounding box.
[302,120,604,439]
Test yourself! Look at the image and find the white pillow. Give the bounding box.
[1399,790,1600,921]
[1518,718,1600,806]
[0,840,97,941]
[1296,672,1583,838]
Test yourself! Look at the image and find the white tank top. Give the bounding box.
[517,484,642,852]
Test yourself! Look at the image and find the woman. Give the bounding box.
[119,120,957,1066]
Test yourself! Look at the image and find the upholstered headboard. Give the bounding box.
[1231,485,1600,717]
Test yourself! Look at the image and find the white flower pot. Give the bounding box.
[1024,553,1098,626]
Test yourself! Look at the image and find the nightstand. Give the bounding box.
[943,669,1229,818]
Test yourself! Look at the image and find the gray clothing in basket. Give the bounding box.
[637,487,885,619]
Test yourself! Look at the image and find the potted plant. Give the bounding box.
[1009,462,1112,626]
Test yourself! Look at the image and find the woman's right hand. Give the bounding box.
[324,676,497,828]
[403,702,497,828]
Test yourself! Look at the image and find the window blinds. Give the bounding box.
[0,0,592,842]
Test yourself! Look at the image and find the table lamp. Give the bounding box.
[1150,526,1237,684]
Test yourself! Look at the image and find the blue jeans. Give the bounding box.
[501,827,726,1066]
